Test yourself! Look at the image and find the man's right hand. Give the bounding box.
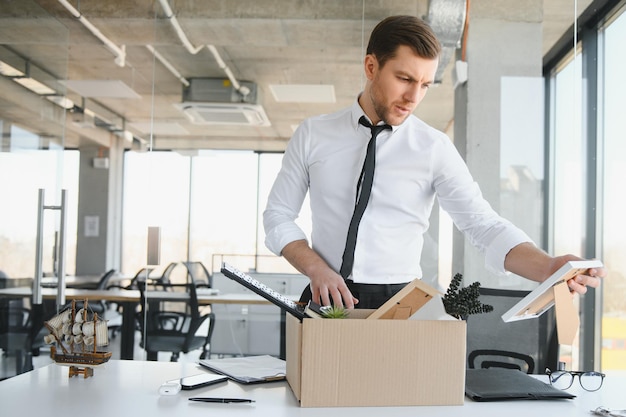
[281,239,358,308]
[308,268,358,309]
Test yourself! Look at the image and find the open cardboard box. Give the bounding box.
[285,279,466,407]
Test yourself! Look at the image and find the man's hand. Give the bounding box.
[281,239,359,308]
[308,268,358,309]
[551,254,606,294]
[505,243,606,295]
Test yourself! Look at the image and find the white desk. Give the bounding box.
[0,360,623,416]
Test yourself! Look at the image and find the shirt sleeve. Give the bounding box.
[432,136,534,275]
[263,122,311,256]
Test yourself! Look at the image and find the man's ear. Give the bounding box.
[364,54,378,81]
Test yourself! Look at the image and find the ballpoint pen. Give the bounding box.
[189,397,255,404]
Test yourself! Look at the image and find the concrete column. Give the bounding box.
[452,1,544,287]
[74,135,125,275]
[75,145,110,275]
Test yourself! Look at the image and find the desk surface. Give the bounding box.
[0,360,623,416]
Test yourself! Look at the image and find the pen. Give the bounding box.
[189,397,255,404]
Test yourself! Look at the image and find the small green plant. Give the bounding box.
[321,305,349,319]
[442,273,494,320]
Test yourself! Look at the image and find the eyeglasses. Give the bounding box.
[545,368,605,392]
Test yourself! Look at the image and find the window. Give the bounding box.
[122,150,309,276]
[599,7,626,370]
[0,146,79,277]
[546,2,626,371]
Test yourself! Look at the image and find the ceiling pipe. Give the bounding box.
[146,45,190,87]
[158,0,203,54]
[57,0,126,67]
[157,0,250,98]
[206,45,250,98]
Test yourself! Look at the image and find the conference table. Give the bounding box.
[0,287,296,360]
[0,359,623,416]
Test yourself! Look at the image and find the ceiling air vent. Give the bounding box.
[175,78,271,126]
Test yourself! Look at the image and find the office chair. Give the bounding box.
[75,269,117,317]
[137,270,215,361]
[0,299,36,376]
[182,261,213,288]
[466,287,559,374]
[151,262,179,290]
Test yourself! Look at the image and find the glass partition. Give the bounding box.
[0,1,71,378]
[3,0,607,373]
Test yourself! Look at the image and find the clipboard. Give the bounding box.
[220,262,308,320]
[199,355,286,384]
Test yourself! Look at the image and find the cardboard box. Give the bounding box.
[286,309,466,407]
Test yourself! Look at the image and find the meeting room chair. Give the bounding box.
[136,269,215,361]
[466,287,559,374]
[182,261,213,288]
[105,267,155,339]
[0,299,36,377]
[150,262,178,290]
[74,268,117,317]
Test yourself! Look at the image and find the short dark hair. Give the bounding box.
[366,15,441,67]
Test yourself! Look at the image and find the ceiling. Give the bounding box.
[0,0,588,153]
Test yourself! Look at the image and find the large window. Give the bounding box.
[547,2,626,371]
[550,52,585,369]
[121,150,309,277]
[0,145,79,278]
[599,7,626,370]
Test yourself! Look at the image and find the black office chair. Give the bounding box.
[466,287,559,374]
[125,267,156,289]
[136,270,215,361]
[0,299,36,377]
[182,261,213,288]
[75,269,117,317]
[151,262,178,290]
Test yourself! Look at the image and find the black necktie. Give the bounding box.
[339,116,391,279]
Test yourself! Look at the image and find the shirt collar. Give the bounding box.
[351,96,401,133]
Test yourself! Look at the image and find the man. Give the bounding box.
[263,15,605,309]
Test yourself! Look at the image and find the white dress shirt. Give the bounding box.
[263,99,532,284]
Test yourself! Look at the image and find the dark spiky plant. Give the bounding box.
[442,273,494,320]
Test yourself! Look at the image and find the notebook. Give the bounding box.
[199,355,286,384]
[465,368,576,402]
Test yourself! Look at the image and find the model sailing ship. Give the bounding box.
[43,299,112,378]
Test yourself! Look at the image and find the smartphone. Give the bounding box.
[179,373,228,390]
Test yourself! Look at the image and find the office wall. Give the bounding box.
[75,146,109,275]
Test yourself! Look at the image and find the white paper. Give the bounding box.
[408,294,457,321]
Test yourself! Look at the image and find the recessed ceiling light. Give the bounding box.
[269,84,335,103]
[0,60,24,77]
[61,79,141,99]
[14,77,56,95]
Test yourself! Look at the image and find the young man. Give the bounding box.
[263,15,605,309]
